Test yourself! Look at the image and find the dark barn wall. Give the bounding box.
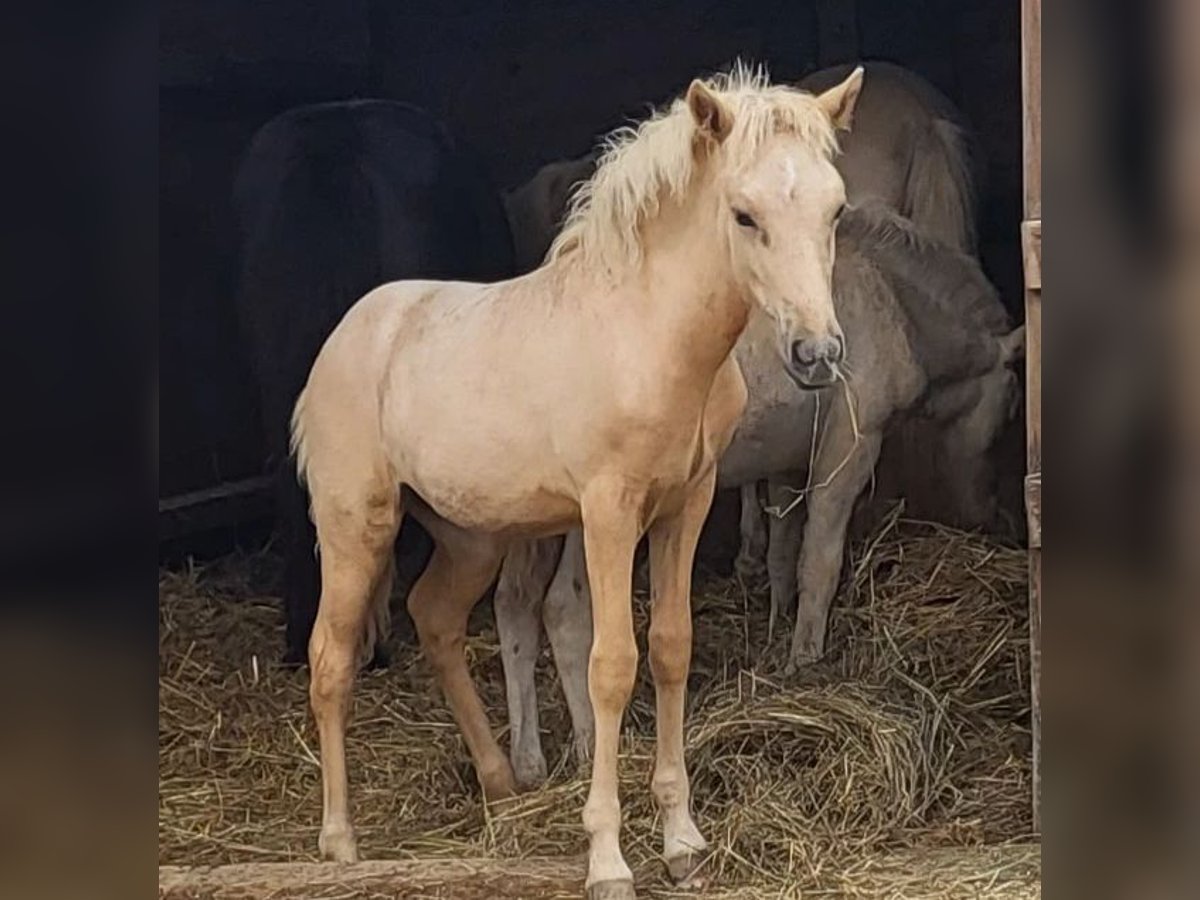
[160,0,1023,544]
[160,2,373,497]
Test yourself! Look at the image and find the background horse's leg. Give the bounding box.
[494,536,563,789]
[788,433,883,672]
[358,554,394,671]
[647,471,715,887]
[407,533,514,800]
[542,529,595,768]
[580,488,641,899]
[733,482,768,579]
[764,478,805,646]
[308,492,401,863]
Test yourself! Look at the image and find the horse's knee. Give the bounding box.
[588,640,638,709]
[649,621,691,684]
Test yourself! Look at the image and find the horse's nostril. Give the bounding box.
[791,337,842,369]
[790,340,814,368]
[831,334,846,363]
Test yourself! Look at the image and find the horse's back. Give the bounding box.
[801,62,977,252]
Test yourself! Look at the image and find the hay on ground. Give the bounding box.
[159,510,1036,897]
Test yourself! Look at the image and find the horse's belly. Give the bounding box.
[409,472,577,535]
[396,423,578,535]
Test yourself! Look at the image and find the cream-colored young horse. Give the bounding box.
[495,205,1024,789]
[292,66,863,897]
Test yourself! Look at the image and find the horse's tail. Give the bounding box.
[904,116,978,254]
[289,381,312,487]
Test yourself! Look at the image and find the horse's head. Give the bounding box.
[685,67,864,389]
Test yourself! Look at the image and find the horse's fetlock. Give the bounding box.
[652,774,687,811]
[583,796,621,836]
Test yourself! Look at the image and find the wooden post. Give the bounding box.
[1021,0,1042,832]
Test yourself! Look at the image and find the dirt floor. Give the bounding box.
[159,511,1040,898]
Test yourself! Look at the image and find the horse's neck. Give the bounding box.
[850,232,1001,386]
[636,189,748,380]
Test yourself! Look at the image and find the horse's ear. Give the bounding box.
[686,79,734,144]
[816,65,865,131]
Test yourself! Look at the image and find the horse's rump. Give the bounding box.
[232,100,515,662]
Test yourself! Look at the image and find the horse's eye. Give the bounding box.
[734,209,758,229]
[834,203,847,222]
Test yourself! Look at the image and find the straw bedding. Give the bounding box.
[159,509,1038,897]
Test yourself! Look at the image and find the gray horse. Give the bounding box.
[494,204,1024,788]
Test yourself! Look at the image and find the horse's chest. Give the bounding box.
[633,357,746,494]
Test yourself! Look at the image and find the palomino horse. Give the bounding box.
[292,67,863,897]
[233,100,513,667]
[500,61,982,569]
[494,204,1023,790]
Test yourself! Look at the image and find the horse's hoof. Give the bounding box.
[512,751,548,792]
[785,650,824,679]
[281,647,307,669]
[318,825,358,863]
[666,851,706,888]
[366,645,391,671]
[586,878,637,900]
[480,761,518,802]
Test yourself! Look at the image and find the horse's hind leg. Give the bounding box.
[734,482,768,580]
[280,470,321,666]
[543,529,595,768]
[408,526,514,800]
[494,536,562,789]
[308,482,401,863]
[358,554,395,671]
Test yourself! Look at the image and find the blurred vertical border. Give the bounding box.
[0,2,156,898]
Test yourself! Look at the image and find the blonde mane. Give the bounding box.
[548,63,840,275]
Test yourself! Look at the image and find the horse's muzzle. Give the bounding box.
[785,334,843,389]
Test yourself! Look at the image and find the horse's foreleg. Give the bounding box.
[308,493,401,863]
[580,488,642,899]
[408,535,513,800]
[494,536,562,789]
[787,433,883,672]
[543,529,595,768]
[647,470,715,887]
[733,482,768,580]
[764,479,805,645]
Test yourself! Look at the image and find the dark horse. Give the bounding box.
[233,100,514,664]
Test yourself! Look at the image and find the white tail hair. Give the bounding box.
[289,383,312,486]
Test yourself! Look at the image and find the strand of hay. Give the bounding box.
[159,512,1035,896]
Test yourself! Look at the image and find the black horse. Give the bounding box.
[233,100,514,665]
